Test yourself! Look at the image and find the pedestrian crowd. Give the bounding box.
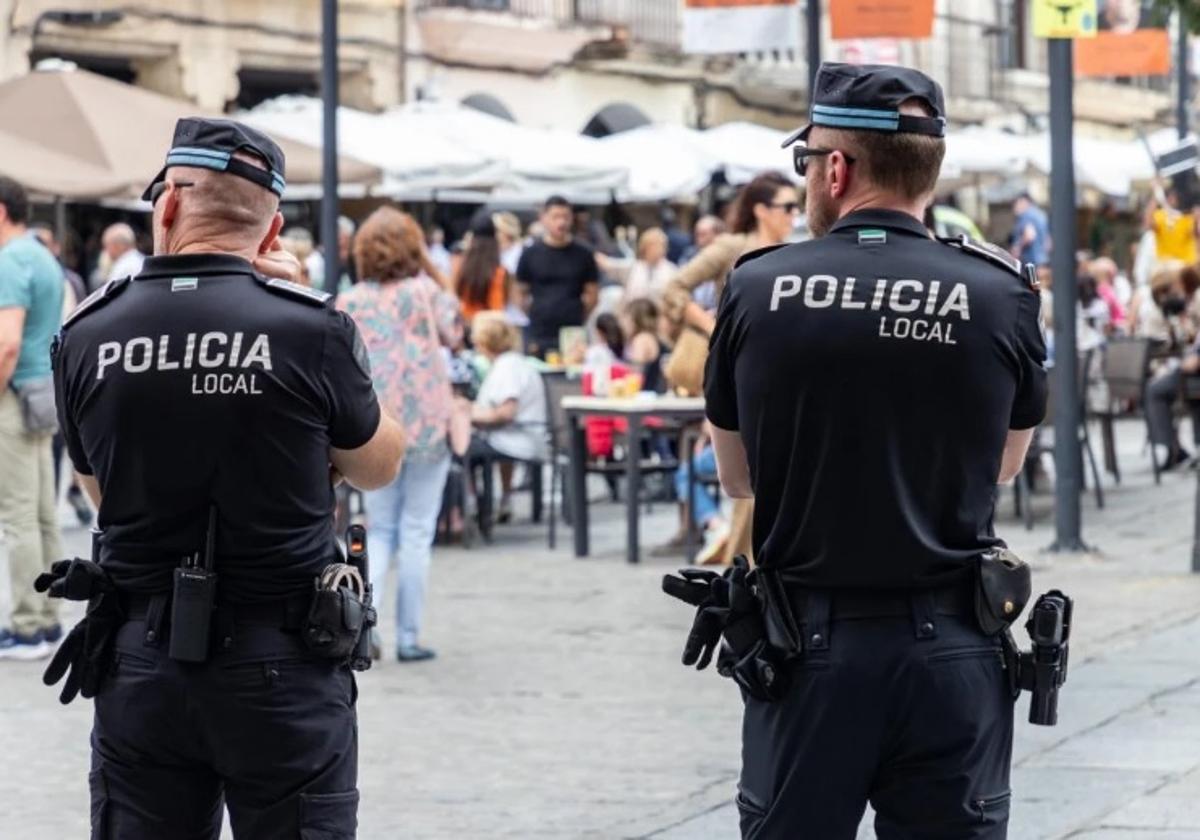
[0,167,805,662]
[1012,180,1200,475]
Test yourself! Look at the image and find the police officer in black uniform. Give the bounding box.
[44,118,405,839]
[687,64,1047,838]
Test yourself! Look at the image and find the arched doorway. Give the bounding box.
[580,102,651,138]
[462,93,515,121]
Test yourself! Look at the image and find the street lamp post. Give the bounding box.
[321,0,340,289]
[1048,37,1088,552]
[1179,15,1191,140]
[807,0,821,100]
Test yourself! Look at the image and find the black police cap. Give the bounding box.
[142,117,287,202]
[781,62,947,149]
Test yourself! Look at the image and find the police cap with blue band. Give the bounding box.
[142,117,287,202]
[780,62,947,149]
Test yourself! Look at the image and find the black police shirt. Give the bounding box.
[705,209,1047,589]
[515,239,599,345]
[54,254,381,602]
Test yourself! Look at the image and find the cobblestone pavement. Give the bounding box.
[3,419,1200,839]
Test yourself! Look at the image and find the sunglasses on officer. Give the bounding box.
[793,146,857,178]
[148,180,196,206]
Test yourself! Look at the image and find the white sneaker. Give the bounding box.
[695,522,731,566]
[0,631,51,661]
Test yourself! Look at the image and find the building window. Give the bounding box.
[234,68,319,111]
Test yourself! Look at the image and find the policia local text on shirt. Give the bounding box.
[665,64,1063,839]
[39,118,404,839]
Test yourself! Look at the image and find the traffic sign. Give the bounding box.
[1033,0,1098,39]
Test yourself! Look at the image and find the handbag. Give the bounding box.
[416,282,471,457]
[664,326,709,397]
[9,378,58,435]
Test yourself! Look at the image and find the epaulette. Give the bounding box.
[733,243,787,270]
[62,275,130,330]
[938,234,1024,278]
[255,275,332,306]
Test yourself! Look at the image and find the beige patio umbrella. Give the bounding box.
[0,66,380,200]
[0,128,128,199]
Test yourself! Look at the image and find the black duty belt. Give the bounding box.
[783,582,975,621]
[124,592,309,632]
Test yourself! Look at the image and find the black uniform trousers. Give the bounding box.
[737,593,1013,840]
[89,616,358,840]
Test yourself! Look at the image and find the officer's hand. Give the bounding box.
[34,558,113,601]
[254,237,305,286]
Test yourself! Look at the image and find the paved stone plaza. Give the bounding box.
[3,419,1200,838]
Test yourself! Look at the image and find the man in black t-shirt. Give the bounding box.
[695,65,1046,838]
[515,195,599,357]
[46,118,405,839]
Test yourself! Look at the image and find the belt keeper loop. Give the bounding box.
[143,592,168,646]
[911,591,938,640]
[803,591,831,651]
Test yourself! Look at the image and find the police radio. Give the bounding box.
[169,507,219,663]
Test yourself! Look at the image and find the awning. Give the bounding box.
[0,66,380,201]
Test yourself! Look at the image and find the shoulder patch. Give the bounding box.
[1023,264,1040,291]
[257,276,332,306]
[62,275,130,329]
[938,235,1023,278]
[733,243,787,270]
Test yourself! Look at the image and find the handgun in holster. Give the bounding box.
[169,507,219,663]
[974,549,1072,726]
[302,525,376,671]
[1002,590,1072,726]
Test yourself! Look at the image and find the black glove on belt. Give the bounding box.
[35,558,124,705]
[662,556,788,701]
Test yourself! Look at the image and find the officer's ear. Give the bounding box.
[259,211,285,255]
[159,185,180,230]
[828,151,853,199]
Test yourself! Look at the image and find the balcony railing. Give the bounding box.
[414,0,682,47]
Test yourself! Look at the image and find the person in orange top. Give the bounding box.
[1145,186,1200,265]
[455,215,510,323]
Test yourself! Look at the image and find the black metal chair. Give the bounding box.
[1094,337,1153,484]
[1014,352,1104,530]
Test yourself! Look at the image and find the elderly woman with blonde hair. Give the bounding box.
[596,226,677,306]
[465,312,548,523]
[337,206,463,662]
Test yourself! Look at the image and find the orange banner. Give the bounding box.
[830,0,935,40]
[1075,28,1170,77]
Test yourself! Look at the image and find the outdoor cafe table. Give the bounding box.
[561,394,707,564]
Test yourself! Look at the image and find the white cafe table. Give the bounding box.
[560,394,707,564]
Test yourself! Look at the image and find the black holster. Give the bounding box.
[662,557,792,703]
[302,564,368,661]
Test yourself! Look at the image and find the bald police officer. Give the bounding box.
[692,64,1047,838]
[44,118,404,838]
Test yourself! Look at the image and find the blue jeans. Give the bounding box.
[362,453,451,649]
[675,444,719,528]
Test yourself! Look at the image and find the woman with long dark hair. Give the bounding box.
[656,171,799,563]
[455,215,509,323]
[662,171,798,346]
